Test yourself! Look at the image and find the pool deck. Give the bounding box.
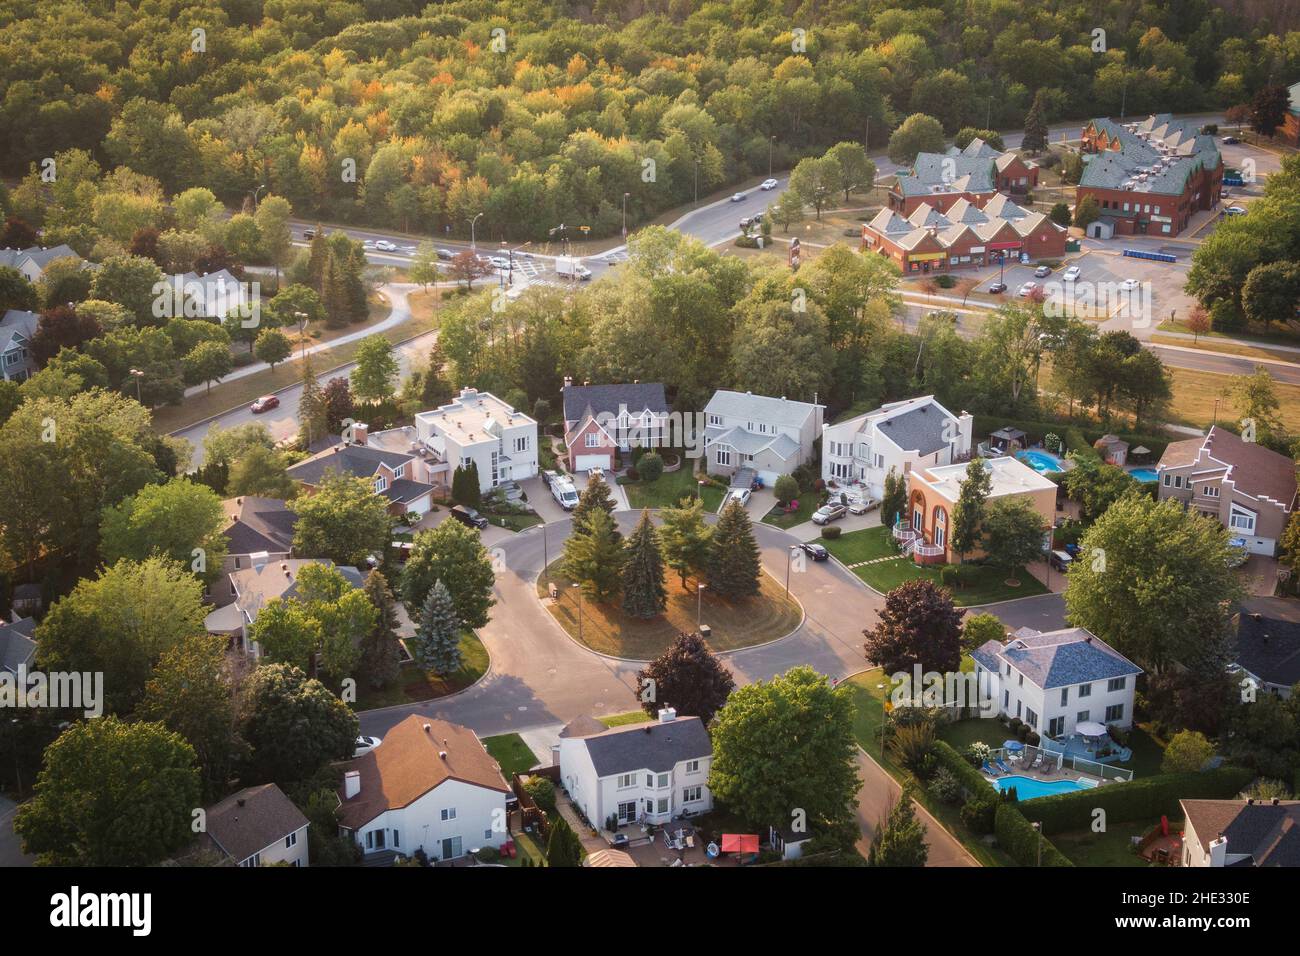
[986,747,1115,795]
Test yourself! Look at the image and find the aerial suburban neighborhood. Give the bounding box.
[2,0,1300,934]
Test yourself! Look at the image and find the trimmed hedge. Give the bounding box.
[995,803,1073,867]
[820,525,842,539]
[932,740,993,799]
[1017,765,1255,835]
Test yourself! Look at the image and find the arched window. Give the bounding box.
[933,506,948,549]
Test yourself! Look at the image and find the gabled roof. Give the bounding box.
[0,309,37,354]
[703,389,822,429]
[875,402,959,456]
[1234,599,1300,690]
[222,496,296,556]
[204,783,308,864]
[0,617,37,675]
[1081,115,1220,197]
[1157,426,1297,508]
[224,558,364,626]
[971,627,1142,690]
[577,715,712,777]
[338,715,509,830]
[1182,800,1300,867]
[562,382,669,424]
[286,443,415,486]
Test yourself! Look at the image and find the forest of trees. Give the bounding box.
[1,0,1296,243]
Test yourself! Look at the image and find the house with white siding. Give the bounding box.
[415,387,538,493]
[559,708,712,830]
[702,389,823,485]
[971,626,1142,738]
[203,783,310,868]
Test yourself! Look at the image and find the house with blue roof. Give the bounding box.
[970,626,1142,739]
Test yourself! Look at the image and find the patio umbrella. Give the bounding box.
[1002,740,1024,752]
[1131,445,1150,456]
[1076,721,1108,737]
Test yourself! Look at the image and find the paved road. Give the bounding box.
[0,796,32,867]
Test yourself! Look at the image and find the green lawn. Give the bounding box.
[1125,725,1169,778]
[487,511,544,531]
[505,828,547,867]
[355,632,488,709]
[761,494,818,530]
[482,733,539,778]
[839,671,1013,867]
[621,469,725,512]
[938,718,1017,753]
[1053,820,1161,867]
[822,526,896,565]
[599,710,652,728]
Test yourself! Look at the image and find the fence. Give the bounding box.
[1122,248,1177,263]
[511,771,554,842]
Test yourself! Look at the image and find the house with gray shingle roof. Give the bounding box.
[1230,597,1300,699]
[286,435,436,516]
[0,309,38,382]
[559,708,712,828]
[971,626,1142,738]
[561,377,669,472]
[0,616,37,677]
[1181,799,1300,867]
[203,783,310,867]
[703,389,823,484]
[888,139,1038,215]
[821,395,972,501]
[0,244,84,283]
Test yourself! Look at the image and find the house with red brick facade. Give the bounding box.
[562,378,670,472]
[862,195,1066,274]
[887,138,1038,215]
[1077,114,1222,238]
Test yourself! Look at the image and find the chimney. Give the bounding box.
[658,707,677,723]
[353,423,368,445]
[423,723,431,733]
[563,376,572,389]
[343,770,360,799]
[439,751,448,760]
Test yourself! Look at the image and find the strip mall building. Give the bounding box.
[1076,114,1222,238]
[862,193,1067,274]
[887,138,1039,216]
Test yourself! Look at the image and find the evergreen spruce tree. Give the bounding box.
[321,252,349,329]
[622,510,667,619]
[563,508,625,602]
[306,229,329,290]
[344,247,369,322]
[359,570,402,690]
[412,579,462,675]
[950,458,992,562]
[706,499,761,599]
[571,474,618,539]
[881,466,906,531]
[868,788,929,866]
[545,815,583,867]
[297,353,328,449]
[1022,91,1049,154]
[451,463,482,508]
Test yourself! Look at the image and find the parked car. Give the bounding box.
[1226,539,1250,568]
[811,502,847,525]
[799,542,829,562]
[1033,265,1052,278]
[1119,278,1140,291]
[987,281,1007,294]
[729,192,746,202]
[390,541,415,563]
[1048,550,1073,572]
[1062,265,1081,282]
[1017,281,1038,297]
[847,496,878,515]
[1222,135,1240,144]
[436,248,456,260]
[450,505,489,530]
[250,395,279,413]
[488,255,510,269]
[1224,205,1248,216]
[739,213,763,230]
[302,228,316,240]
[374,240,398,252]
[726,488,751,508]
[760,178,779,190]
[353,736,382,758]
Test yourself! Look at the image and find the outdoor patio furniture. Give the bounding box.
[1031,753,1043,770]
[981,761,1000,778]
[994,758,1013,774]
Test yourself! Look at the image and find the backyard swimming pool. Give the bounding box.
[1017,449,1066,474]
[992,775,1096,800]
[1127,467,1158,483]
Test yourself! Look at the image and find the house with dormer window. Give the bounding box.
[561,378,669,472]
[0,309,38,382]
[702,389,823,484]
[287,426,436,517]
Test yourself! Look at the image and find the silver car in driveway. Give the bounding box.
[811,502,847,525]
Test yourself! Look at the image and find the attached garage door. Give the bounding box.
[574,454,612,471]
[404,493,433,517]
[756,469,781,486]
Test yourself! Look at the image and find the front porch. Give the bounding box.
[892,518,946,565]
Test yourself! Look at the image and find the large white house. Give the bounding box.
[971,626,1142,738]
[338,715,511,863]
[415,387,538,493]
[702,389,824,485]
[820,395,973,500]
[559,708,713,829]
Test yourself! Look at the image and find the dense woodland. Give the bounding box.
[2,0,1297,241]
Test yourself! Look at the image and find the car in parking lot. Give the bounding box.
[353,735,382,758]
[1033,265,1052,278]
[726,487,751,508]
[730,192,746,202]
[811,502,847,525]
[1017,281,1038,297]
[1119,278,1140,291]
[374,240,397,252]
[488,255,510,269]
[1224,205,1248,216]
[760,178,779,190]
[450,505,489,530]
[250,395,279,413]
[987,281,1007,294]
[436,248,456,260]
[1062,265,1081,282]
[1222,135,1240,144]
[798,542,829,561]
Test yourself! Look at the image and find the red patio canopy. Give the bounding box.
[720,833,760,854]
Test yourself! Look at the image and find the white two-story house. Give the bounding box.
[338,715,511,863]
[821,395,973,500]
[559,708,713,829]
[971,626,1142,739]
[702,389,824,485]
[415,387,538,493]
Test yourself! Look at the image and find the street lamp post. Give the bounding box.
[294,311,308,362]
[693,159,699,207]
[128,367,144,403]
[572,583,584,643]
[253,184,267,210]
[622,192,630,238]
[785,545,799,594]
[696,583,706,630]
[768,136,776,178]
[468,212,484,252]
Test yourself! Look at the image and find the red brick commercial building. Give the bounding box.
[1282,81,1300,147]
[887,138,1039,216]
[1076,115,1222,238]
[862,195,1067,274]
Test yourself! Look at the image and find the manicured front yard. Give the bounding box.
[482,733,540,777]
[485,510,544,532]
[621,468,724,512]
[761,494,818,529]
[537,559,802,659]
[355,632,489,709]
[826,529,1048,604]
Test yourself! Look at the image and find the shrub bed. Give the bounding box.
[995,803,1073,867]
[1018,765,1254,835]
[932,740,993,799]
[820,525,842,539]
